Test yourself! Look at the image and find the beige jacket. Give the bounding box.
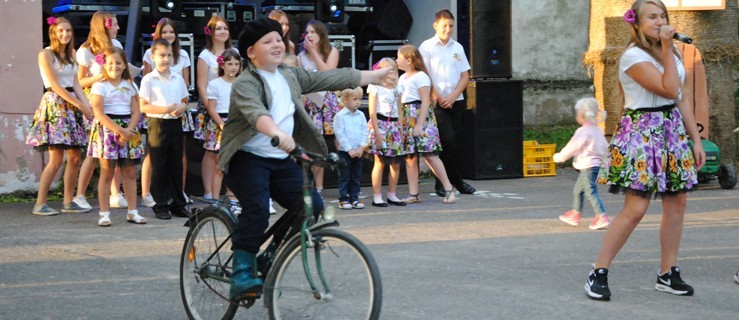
[218,62,361,173]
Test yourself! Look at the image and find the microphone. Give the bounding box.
[673,33,693,44]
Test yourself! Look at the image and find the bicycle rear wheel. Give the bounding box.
[180,207,238,320]
[265,228,382,320]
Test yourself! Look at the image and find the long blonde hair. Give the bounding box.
[48,17,75,65]
[81,11,115,55]
[626,0,681,63]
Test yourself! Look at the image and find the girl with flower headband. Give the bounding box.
[199,49,241,202]
[139,17,193,208]
[26,16,93,216]
[396,44,455,205]
[298,19,341,196]
[87,47,146,226]
[366,57,407,207]
[75,11,132,211]
[194,15,237,202]
[584,0,705,301]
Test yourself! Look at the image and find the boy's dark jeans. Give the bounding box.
[338,151,363,203]
[147,118,186,214]
[225,151,324,253]
[434,100,467,189]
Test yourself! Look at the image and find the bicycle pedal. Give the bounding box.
[233,290,262,303]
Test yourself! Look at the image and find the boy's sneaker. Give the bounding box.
[559,210,581,226]
[339,201,352,210]
[655,266,694,296]
[229,200,242,215]
[269,198,277,214]
[142,193,156,208]
[110,192,128,208]
[585,267,611,300]
[72,195,92,210]
[358,191,367,199]
[589,215,610,230]
[352,200,365,209]
[734,271,739,284]
[184,192,193,204]
[62,202,91,213]
[32,204,59,216]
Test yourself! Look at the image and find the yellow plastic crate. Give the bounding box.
[523,140,556,177]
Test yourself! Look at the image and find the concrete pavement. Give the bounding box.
[0,167,737,319]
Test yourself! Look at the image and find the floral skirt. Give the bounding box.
[26,91,88,150]
[200,114,227,151]
[87,115,144,160]
[193,100,208,140]
[305,91,341,135]
[368,116,405,159]
[401,102,442,155]
[597,106,698,196]
[81,86,95,131]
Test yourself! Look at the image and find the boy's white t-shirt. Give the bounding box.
[144,48,191,75]
[205,77,233,114]
[139,69,189,119]
[367,84,400,118]
[241,69,295,159]
[398,71,431,103]
[619,45,685,110]
[419,36,471,101]
[76,39,123,76]
[90,80,139,115]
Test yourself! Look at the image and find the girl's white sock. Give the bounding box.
[373,194,384,203]
[203,193,213,200]
[387,192,400,202]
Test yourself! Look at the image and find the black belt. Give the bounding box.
[403,100,421,105]
[218,113,228,118]
[106,114,131,119]
[633,104,676,112]
[45,87,74,93]
[376,114,398,122]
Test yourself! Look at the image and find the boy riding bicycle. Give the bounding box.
[218,18,395,301]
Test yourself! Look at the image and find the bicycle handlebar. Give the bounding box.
[270,136,345,168]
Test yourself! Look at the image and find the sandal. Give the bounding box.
[442,189,457,204]
[401,194,421,204]
[127,210,147,224]
[98,212,112,227]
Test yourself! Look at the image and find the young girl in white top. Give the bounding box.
[26,17,93,216]
[367,58,407,207]
[553,98,609,230]
[298,20,340,195]
[139,18,193,208]
[88,47,145,226]
[396,45,455,205]
[201,49,240,201]
[194,15,236,200]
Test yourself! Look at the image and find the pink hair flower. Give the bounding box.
[371,61,382,71]
[95,53,105,65]
[623,9,637,24]
[46,16,59,26]
[203,26,212,36]
[105,17,112,29]
[216,55,225,66]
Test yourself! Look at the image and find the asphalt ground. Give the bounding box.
[0,167,737,319]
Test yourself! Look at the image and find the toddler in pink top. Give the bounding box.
[553,98,609,230]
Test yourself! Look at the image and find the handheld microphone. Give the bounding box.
[673,33,693,44]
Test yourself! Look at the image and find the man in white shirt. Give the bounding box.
[419,9,476,196]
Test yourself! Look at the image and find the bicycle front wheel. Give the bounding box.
[265,228,382,320]
[180,207,238,320]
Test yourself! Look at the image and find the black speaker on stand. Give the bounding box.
[457,0,512,79]
[460,80,523,180]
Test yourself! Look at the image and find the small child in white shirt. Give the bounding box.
[333,87,369,209]
[553,98,610,230]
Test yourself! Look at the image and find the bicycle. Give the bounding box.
[179,139,383,320]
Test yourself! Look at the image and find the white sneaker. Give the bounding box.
[269,198,277,214]
[183,192,193,204]
[141,193,156,208]
[110,192,128,208]
[72,195,92,210]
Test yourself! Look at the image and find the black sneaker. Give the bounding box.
[655,266,694,296]
[585,267,611,300]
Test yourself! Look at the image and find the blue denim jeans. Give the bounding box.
[572,167,606,215]
[225,151,324,253]
[338,151,364,203]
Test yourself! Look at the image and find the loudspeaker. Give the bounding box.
[460,79,523,179]
[457,0,512,79]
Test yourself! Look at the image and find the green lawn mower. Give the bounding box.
[689,124,736,189]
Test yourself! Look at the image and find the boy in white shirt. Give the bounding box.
[139,39,190,220]
[333,87,368,209]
